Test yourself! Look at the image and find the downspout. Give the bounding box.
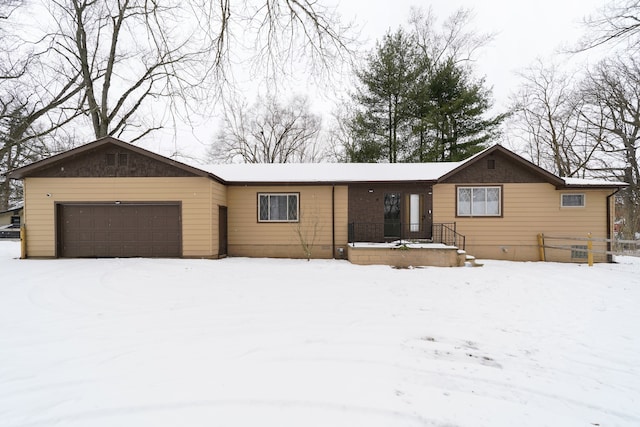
[606,188,621,263]
[332,184,335,259]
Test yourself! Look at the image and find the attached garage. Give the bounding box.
[56,202,182,258]
[7,136,228,258]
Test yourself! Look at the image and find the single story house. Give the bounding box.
[0,202,23,239]
[7,136,626,264]
[0,202,23,228]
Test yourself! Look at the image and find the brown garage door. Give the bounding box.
[57,203,182,258]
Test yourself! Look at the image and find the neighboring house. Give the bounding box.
[7,136,626,263]
[0,203,23,239]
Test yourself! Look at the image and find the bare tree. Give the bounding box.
[209,94,325,163]
[0,0,353,206]
[577,0,640,52]
[508,61,602,177]
[581,56,640,238]
[0,82,83,210]
[44,0,354,142]
[294,211,321,261]
[409,6,494,69]
[0,1,84,210]
[0,1,33,82]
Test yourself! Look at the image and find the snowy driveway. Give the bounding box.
[0,241,639,426]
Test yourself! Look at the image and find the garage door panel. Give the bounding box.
[58,203,182,258]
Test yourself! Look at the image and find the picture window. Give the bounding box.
[457,186,501,217]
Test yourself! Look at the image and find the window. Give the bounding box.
[106,153,116,166]
[571,245,588,259]
[561,193,585,207]
[258,193,299,222]
[118,153,129,166]
[409,194,420,232]
[457,186,501,217]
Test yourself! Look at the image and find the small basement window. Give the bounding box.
[571,245,588,259]
[561,193,585,207]
[258,193,299,222]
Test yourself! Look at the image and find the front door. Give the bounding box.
[384,193,401,238]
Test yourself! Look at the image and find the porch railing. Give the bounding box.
[432,223,466,250]
[348,222,465,250]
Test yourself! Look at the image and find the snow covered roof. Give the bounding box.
[198,161,464,183]
[563,177,628,188]
[7,137,626,189]
[0,202,23,214]
[195,156,626,188]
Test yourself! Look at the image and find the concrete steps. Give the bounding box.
[465,254,483,267]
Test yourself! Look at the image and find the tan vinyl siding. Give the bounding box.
[333,185,349,257]
[23,177,224,258]
[210,180,228,257]
[433,183,614,262]
[227,185,348,259]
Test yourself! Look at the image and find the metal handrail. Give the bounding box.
[348,222,466,250]
[433,223,466,250]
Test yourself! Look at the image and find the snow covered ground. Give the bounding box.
[0,240,639,427]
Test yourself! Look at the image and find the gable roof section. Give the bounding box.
[7,136,224,182]
[437,145,566,186]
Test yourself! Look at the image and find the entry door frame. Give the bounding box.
[383,191,433,240]
[218,205,228,257]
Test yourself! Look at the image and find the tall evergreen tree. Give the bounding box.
[345,8,505,164]
[347,29,423,162]
[414,59,506,162]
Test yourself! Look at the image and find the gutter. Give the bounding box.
[332,184,335,259]
[606,188,622,263]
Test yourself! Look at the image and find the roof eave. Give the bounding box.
[558,182,629,190]
[224,179,440,186]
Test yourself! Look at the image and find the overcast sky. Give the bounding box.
[335,0,604,107]
[155,0,607,160]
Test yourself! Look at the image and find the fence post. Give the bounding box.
[587,233,593,267]
[537,233,545,262]
[20,225,26,259]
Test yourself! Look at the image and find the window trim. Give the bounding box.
[561,193,586,208]
[257,192,300,223]
[456,185,503,218]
